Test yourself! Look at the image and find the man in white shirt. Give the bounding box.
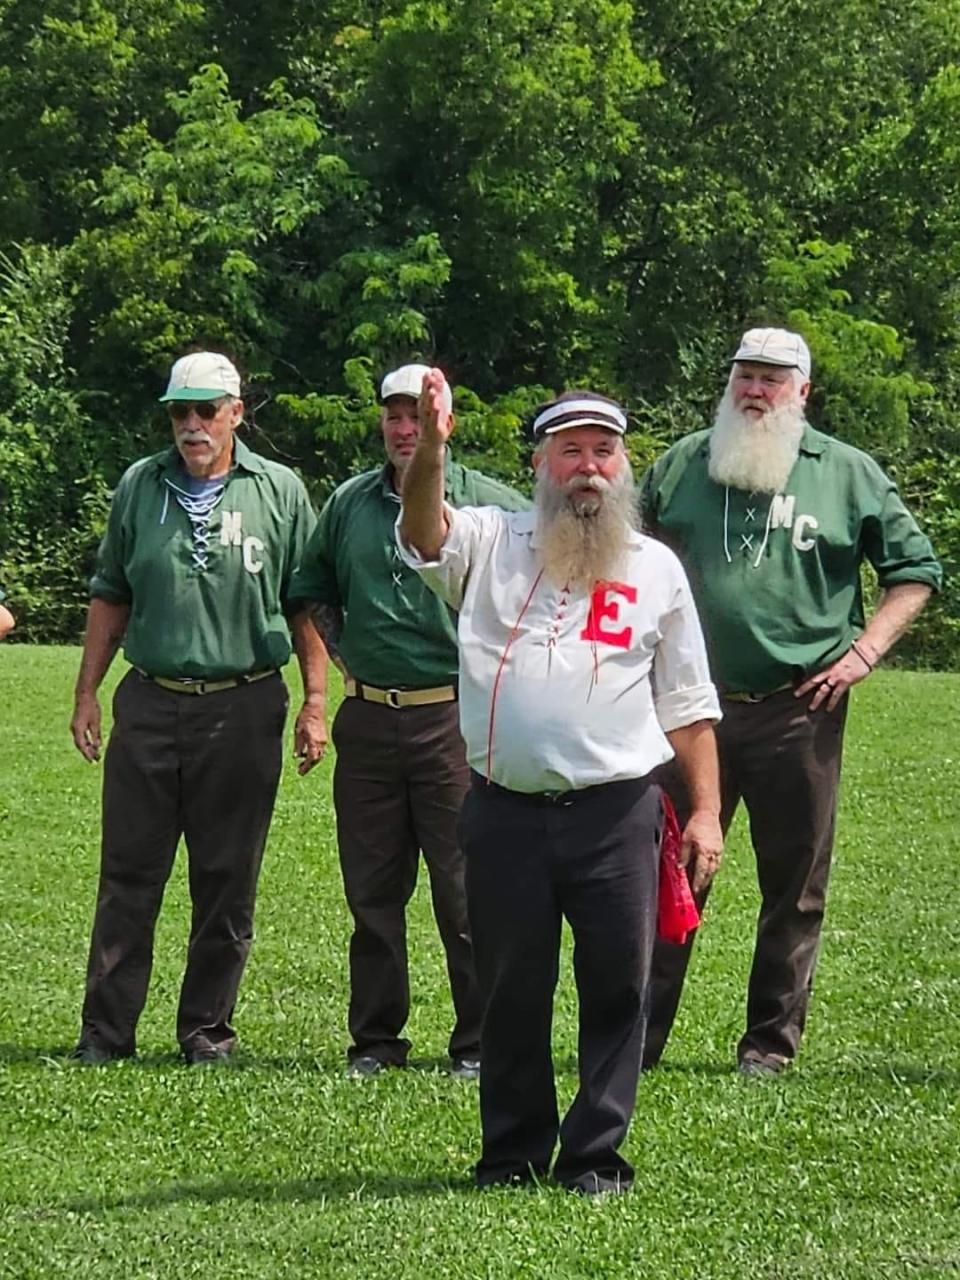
[398,371,723,1196]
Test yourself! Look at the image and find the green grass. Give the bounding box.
[0,648,958,1278]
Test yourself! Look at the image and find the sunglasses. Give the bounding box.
[168,399,226,422]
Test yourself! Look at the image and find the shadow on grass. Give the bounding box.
[4,1044,958,1091]
[641,1056,960,1089]
[58,1171,479,1215]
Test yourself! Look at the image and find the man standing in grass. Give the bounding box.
[70,350,327,1066]
[288,364,528,1081]
[640,327,942,1078]
[398,375,722,1196]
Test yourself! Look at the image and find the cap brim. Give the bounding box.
[379,388,421,404]
[729,354,799,369]
[159,387,231,402]
[543,419,625,435]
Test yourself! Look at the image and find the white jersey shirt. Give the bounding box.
[397,506,720,794]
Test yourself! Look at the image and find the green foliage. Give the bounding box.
[0,0,958,662]
[0,244,109,641]
[761,240,933,457]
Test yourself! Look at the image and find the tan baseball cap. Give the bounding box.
[730,328,811,380]
[380,364,453,416]
[159,351,242,402]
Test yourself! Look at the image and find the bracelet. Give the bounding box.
[851,640,876,672]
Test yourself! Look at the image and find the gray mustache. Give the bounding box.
[564,475,610,494]
[176,432,213,446]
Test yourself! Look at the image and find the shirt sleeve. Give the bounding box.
[638,464,659,532]
[395,503,492,611]
[280,479,319,613]
[467,472,531,513]
[89,470,135,604]
[650,559,722,732]
[859,461,943,592]
[287,491,342,608]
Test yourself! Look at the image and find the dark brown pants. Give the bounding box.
[78,669,288,1056]
[461,775,660,1189]
[331,696,481,1064]
[644,688,848,1068]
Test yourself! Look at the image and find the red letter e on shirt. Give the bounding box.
[580,582,637,649]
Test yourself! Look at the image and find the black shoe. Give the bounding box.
[182,1037,233,1066]
[450,1056,480,1081]
[476,1167,545,1190]
[560,1171,632,1198]
[70,1041,122,1066]
[738,1050,790,1079]
[346,1055,387,1079]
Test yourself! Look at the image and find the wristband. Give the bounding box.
[851,640,876,672]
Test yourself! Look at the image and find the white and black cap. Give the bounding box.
[531,391,627,438]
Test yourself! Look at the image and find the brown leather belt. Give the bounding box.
[721,682,794,704]
[138,668,277,696]
[345,678,457,709]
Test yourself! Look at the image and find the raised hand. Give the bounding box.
[417,367,454,447]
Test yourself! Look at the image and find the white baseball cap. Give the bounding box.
[380,363,453,416]
[730,328,811,380]
[159,351,242,402]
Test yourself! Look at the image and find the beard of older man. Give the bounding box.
[534,456,638,591]
[708,384,806,495]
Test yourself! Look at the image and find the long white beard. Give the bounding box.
[534,461,637,591]
[708,386,805,494]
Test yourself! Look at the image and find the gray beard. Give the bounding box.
[708,386,805,494]
[533,464,638,591]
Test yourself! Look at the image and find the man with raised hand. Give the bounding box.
[288,363,528,1080]
[398,371,722,1196]
[640,327,942,1078]
[70,350,326,1066]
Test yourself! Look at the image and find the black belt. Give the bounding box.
[720,682,794,704]
[471,771,647,807]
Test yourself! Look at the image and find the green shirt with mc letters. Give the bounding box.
[91,437,317,679]
[640,425,942,694]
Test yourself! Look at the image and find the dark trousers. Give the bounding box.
[79,669,288,1055]
[461,775,660,1188]
[331,696,481,1064]
[644,688,848,1068]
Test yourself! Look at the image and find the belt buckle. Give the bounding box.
[174,677,206,695]
[542,790,573,806]
[384,688,403,709]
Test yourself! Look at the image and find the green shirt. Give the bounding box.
[288,455,529,688]
[640,425,942,693]
[91,437,317,679]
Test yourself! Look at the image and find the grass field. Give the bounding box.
[0,647,958,1279]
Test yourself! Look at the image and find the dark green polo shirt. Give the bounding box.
[641,425,942,693]
[91,437,317,679]
[288,455,529,689]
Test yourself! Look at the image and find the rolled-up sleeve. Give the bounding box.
[651,575,721,731]
[395,504,488,611]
